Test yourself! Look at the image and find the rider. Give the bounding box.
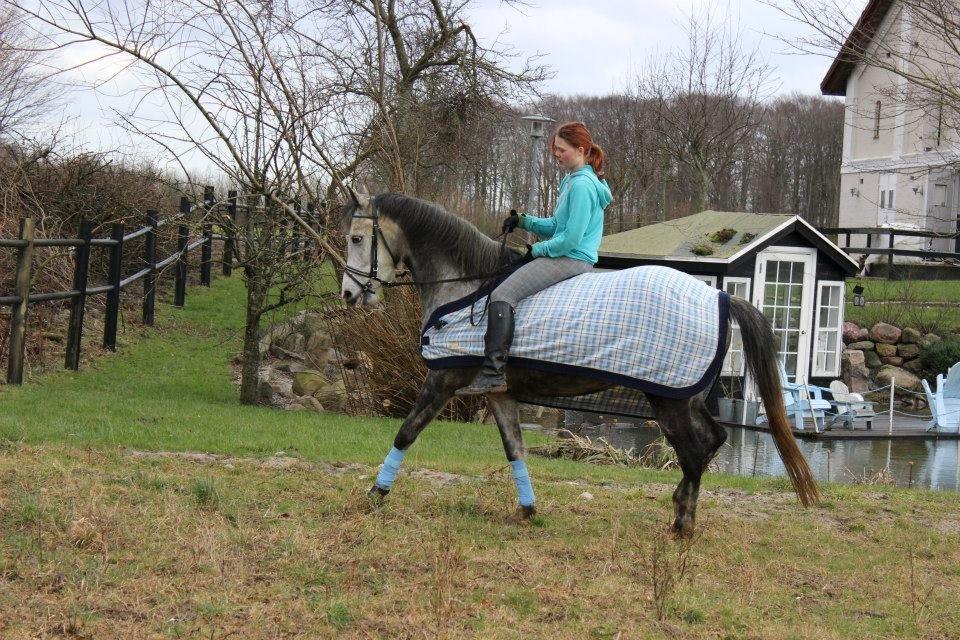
[458,121,613,396]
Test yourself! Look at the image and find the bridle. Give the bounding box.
[342,202,516,297]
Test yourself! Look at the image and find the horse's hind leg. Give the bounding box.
[692,395,728,469]
[486,393,536,521]
[369,369,473,500]
[648,396,709,537]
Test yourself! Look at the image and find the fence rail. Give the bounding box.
[819,226,960,278]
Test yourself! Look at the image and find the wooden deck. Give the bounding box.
[725,413,960,441]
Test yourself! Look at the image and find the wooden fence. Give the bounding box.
[819,226,960,278]
[0,187,324,385]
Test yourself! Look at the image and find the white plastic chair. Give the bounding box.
[923,363,960,433]
[826,380,876,430]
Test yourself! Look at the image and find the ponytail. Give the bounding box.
[588,143,605,180]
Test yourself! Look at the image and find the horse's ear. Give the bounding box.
[349,184,370,209]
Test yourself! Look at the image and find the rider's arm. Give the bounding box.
[518,213,557,238]
[530,181,592,258]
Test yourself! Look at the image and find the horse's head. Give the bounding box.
[340,186,405,307]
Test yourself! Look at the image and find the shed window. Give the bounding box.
[722,278,751,376]
[812,281,844,377]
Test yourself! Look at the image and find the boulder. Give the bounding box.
[302,313,326,338]
[842,322,863,344]
[875,343,897,357]
[881,356,903,366]
[870,322,902,344]
[900,327,922,344]
[313,379,348,413]
[302,396,325,412]
[305,333,333,370]
[920,333,942,350]
[282,332,305,354]
[292,371,327,396]
[841,350,870,393]
[848,340,875,351]
[903,358,924,374]
[897,343,920,360]
[864,349,882,369]
[873,365,921,392]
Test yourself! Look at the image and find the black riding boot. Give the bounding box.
[457,301,515,396]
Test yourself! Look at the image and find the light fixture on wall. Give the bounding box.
[853,285,866,307]
[850,187,860,197]
[912,185,924,195]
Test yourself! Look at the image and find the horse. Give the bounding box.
[339,188,819,536]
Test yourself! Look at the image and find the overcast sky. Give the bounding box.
[46,0,860,174]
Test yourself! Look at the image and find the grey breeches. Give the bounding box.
[489,257,594,307]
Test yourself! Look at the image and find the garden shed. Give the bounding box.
[597,210,860,390]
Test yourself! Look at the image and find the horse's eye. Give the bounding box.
[350,235,362,245]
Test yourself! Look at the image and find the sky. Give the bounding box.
[39,0,862,175]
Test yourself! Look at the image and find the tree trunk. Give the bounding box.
[239,268,269,405]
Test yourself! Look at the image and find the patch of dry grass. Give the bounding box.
[1,443,958,639]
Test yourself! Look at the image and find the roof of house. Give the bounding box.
[598,210,861,274]
[820,0,895,96]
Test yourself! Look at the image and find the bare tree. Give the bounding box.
[0,7,61,139]
[635,10,775,213]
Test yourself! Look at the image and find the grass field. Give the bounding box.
[1,275,959,639]
[845,278,960,334]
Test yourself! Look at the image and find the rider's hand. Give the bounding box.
[502,209,520,234]
[523,243,535,262]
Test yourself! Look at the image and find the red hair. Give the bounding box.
[552,121,605,180]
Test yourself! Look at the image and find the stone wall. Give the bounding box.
[841,321,940,398]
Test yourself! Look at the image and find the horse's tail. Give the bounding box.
[728,296,820,506]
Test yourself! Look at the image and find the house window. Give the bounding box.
[879,173,896,224]
[722,278,750,376]
[874,101,881,139]
[692,275,717,288]
[813,281,844,377]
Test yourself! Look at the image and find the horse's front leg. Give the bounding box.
[369,369,474,500]
[487,393,537,522]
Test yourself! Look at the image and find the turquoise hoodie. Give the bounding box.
[519,165,612,264]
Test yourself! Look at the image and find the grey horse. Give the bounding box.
[339,189,819,536]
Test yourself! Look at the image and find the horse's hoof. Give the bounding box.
[668,520,695,540]
[506,504,537,524]
[367,485,389,504]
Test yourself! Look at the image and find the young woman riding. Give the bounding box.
[457,121,613,396]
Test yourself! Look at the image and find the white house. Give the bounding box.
[821,0,959,262]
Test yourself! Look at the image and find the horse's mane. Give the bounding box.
[342,193,523,276]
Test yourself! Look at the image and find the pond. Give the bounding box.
[565,423,960,491]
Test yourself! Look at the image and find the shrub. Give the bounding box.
[919,339,960,381]
[691,243,714,256]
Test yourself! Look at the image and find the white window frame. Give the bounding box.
[721,277,751,376]
[812,280,845,378]
[692,274,717,288]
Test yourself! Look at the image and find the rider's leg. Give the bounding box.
[457,257,593,396]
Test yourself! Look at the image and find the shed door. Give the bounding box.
[753,248,817,384]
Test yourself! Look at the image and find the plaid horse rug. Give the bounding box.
[420,265,730,409]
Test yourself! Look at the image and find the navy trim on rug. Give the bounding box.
[423,291,730,400]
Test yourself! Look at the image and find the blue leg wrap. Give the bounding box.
[510,459,536,507]
[375,447,405,491]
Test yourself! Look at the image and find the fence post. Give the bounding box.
[201,186,214,286]
[7,217,35,384]
[887,231,895,280]
[65,219,94,371]
[223,189,237,276]
[103,223,125,350]
[175,223,188,307]
[143,211,158,326]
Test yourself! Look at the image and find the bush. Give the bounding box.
[919,339,960,381]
